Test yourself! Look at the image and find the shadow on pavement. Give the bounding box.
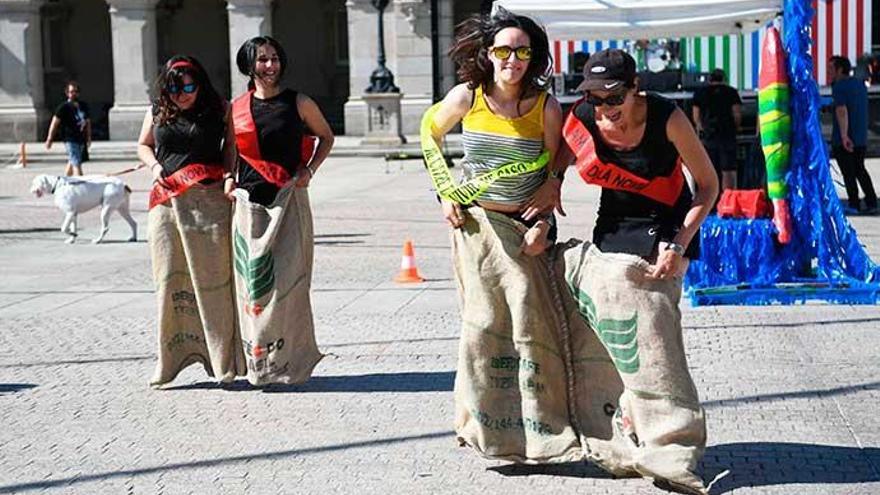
[0,383,36,394]
[0,355,153,369]
[0,430,454,494]
[489,461,614,479]
[163,371,456,393]
[703,380,880,409]
[686,316,880,330]
[703,442,880,494]
[0,227,56,234]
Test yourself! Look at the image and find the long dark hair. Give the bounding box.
[449,7,551,96]
[236,36,288,91]
[152,55,224,126]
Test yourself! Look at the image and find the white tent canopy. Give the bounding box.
[492,0,782,40]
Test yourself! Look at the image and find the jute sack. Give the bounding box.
[563,240,708,494]
[550,241,625,448]
[451,207,580,464]
[149,184,244,387]
[232,185,323,386]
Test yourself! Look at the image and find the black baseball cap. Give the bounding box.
[576,48,637,92]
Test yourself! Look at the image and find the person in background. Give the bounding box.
[45,81,91,176]
[828,55,877,215]
[692,68,742,192]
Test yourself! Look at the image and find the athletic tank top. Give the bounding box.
[460,86,548,205]
[237,89,304,206]
[573,93,699,259]
[152,108,225,175]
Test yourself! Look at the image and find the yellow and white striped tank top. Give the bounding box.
[461,86,548,205]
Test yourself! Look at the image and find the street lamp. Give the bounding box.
[365,0,400,93]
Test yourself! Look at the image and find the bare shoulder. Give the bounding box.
[543,93,563,118]
[443,83,474,111]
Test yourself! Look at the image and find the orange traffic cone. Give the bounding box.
[394,239,424,283]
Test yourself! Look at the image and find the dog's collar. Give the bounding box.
[50,176,61,194]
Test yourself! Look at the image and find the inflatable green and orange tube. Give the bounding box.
[758,25,793,244]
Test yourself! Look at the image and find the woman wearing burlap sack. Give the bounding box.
[138,55,244,386]
[225,36,334,386]
[558,49,719,494]
[424,8,622,464]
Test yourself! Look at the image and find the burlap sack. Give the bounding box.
[149,184,244,387]
[563,240,707,494]
[232,185,323,386]
[451,207,581,464]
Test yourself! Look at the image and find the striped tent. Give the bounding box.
[549,0,872,88]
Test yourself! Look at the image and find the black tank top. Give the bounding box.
[152,108,225,175]
[574,93,699,259]
[236,89,304,206]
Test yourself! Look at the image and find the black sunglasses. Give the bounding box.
[167,83,198,95]
[585,91,628,107]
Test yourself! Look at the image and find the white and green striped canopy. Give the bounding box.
[493,0,782,39]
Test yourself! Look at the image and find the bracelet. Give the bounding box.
[664,242,686,256]
[306,164,315,177]
[150,162,162,171]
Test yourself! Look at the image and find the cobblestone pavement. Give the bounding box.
[1,157,879,494]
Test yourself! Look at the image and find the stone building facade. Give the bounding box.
[0,0,489,142]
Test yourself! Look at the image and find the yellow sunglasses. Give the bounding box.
[490,45,532,62]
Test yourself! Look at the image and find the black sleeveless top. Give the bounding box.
[574,93,699,259]
[236,89,304,206]
[152,107,225,176]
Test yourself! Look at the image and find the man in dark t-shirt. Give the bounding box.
[829,55,876,214]
[692,69,742,192]
[45,81,91,176]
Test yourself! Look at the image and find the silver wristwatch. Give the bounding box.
[664,242,686,256]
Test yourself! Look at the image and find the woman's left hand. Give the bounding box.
[294,166,313,188]
[521,178,564,221]
[647,249,685,280]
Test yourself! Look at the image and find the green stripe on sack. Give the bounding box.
[233,229,276,303]
[568,285,640,374]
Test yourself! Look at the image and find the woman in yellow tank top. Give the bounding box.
[425,7,622,465]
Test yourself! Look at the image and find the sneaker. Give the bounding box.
[842,204,860,215]
[863,206,879,216]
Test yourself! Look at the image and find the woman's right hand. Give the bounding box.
[151,163,170,188]
[223,177,237,202]
[442,199,464,229]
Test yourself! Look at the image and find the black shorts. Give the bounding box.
[703,139,738,172]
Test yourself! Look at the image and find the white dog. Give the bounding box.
[30,174,137,244]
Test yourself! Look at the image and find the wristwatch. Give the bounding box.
[548,169,565,182]
[664,242,686,256]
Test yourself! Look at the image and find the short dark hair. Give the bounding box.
[829,56,852,74]
[65,81,80,93]
[709,68,726,83]
[236,36,288,91]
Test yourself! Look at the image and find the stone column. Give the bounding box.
[227,0,273,96]
[0,0,46,142]
[106,0,159,140]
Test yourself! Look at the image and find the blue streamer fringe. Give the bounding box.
[685,0,880,305]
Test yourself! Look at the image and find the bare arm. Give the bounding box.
[45,116,61,149]
[691,105,702,134]
[136,109,164,182]
[732,103,742,132]
[522,95,566,219]
[835,105,853,150]
[431,84,473,228]
[297,93,335,174]
[667,107,719,251]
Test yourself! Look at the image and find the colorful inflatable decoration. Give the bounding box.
[758,25,793,244]
[684,0,880,305]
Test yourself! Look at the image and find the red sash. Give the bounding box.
[149,163,224,209]
[232,90,318,188]
[562,102,684,207]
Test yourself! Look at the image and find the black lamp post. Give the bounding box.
[365,0,400,93]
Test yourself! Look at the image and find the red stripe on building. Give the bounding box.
[856,0,864,55]
[841,0,849,57]
[811,0,819,81]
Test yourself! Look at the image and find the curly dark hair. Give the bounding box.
[449,7,551,97]
[152,55,225,127]
[236,36,288,91]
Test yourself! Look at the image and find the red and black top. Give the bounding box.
[564,93,699,259]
